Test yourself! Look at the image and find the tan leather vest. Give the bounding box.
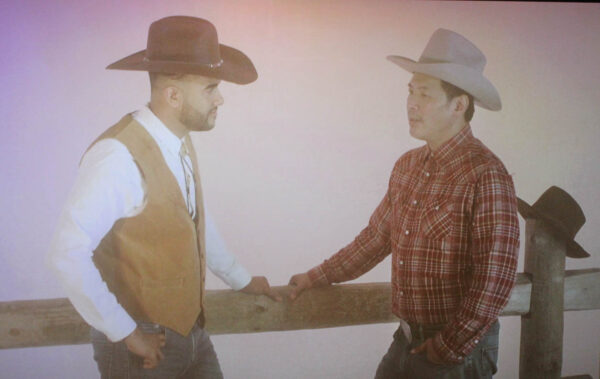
[89,114,206,336]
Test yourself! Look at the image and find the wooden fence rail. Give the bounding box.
[0,220,598,378]
[0,269,598,350]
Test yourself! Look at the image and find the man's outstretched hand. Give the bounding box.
[287,272,313,301]
[240,276,282,302]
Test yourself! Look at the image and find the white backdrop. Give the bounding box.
[1,1,599,378]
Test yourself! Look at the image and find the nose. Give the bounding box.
[214,88,224,107]
[407,94,418,112]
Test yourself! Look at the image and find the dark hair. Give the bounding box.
[440,80,475,122]
[148,72,186,89]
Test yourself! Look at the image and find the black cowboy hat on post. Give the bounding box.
[517,186,590,258]
[106,16,257,85]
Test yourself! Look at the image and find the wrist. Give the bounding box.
[306,266,327,286]
[123,327,139,346]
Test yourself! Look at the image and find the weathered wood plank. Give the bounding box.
[0,268,598,349]
[520,219,566,379]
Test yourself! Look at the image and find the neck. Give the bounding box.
[148,103,188,139]
[427,121,467,152]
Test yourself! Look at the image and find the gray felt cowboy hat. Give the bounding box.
[387,28,501,111]
[518,186,590,258]
[106,16,257,85]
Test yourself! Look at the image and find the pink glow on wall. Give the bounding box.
[1,2,599,378]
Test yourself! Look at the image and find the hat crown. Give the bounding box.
[146,16,222,66]
[531,186,586,238]
[418,28,486,73]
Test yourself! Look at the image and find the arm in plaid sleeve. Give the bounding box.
[307,188,393,286]
[432,166,520,363]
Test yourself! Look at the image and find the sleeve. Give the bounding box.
[46,139,143,342]
[204,208,252,290]
[307,185,393,286]
[432,166,520,364]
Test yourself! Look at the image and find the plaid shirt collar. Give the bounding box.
[419,124,473,169]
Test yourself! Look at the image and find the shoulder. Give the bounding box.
[79,138,137,181]
[81,114,141,169]
[462,138,511,182]
[392,145,427,172]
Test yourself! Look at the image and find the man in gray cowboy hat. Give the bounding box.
[48,16,280,378]
[289,29,519,378]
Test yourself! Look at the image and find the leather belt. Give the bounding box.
[407,322,445,341]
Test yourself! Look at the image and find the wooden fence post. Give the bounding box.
[519,218,566,379]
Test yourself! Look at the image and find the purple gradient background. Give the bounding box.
[1,1,599,378]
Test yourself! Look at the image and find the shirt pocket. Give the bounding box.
[420,200,453,240]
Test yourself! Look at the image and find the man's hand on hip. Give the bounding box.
[124,327,166,369]
[240,276,282,302]
[410,337,445,365]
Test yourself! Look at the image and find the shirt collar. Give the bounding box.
[426,124,473,168]
[132,106,186,156]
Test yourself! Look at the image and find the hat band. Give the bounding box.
[419,57,450,64]
[142,56,224,68]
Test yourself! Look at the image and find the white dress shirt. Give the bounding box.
[47,107,251,342]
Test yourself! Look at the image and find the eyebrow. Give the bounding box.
[205,82,220,90]
[408,83,429,90]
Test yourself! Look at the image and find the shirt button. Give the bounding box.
[425,172,430,177]
[399,260,404,265]
[434,205,440,211]
[404,230,410,235]
[412,200,418,205]
[399,291,404,296]
[474,339,479,344]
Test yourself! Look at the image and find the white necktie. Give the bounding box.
[179,143,195,218]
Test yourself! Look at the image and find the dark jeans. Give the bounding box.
[91,321,223,379]
[375,321,499,379]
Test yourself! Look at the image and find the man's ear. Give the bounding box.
[164,85,183,109]
[453,94,469,115]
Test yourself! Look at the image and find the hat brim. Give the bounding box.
[386,55,501,111]
[106,43,257,85]
[517,198,590,258]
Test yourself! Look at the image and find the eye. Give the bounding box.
[206,84,219,93]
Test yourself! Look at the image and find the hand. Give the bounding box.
[288,272,312,301]
[124,327,166,369]
[240,276,282,302]
[410,337,445,365]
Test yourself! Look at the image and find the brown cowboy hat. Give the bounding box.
[106,16,257,85]
[518,186,590,258]
[387,28,501,111]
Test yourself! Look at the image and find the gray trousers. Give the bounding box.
[375,321,499,379]
[91,321,223,379]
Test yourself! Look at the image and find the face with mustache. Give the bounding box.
[407,73,465,151]
[178,75,224,132]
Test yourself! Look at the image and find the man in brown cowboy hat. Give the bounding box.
[289,28,519,378]
[48,16,280,378]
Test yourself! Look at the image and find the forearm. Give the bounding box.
[204,209,252,290]
[47,139,143,341]
[432,168,519,363]
[308,192,393,285]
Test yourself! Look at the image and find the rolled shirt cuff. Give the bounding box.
[99,309,138,343]
[307,265,330,286]
[223,264,252,291]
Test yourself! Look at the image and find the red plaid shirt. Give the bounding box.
[308,125,519,364]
